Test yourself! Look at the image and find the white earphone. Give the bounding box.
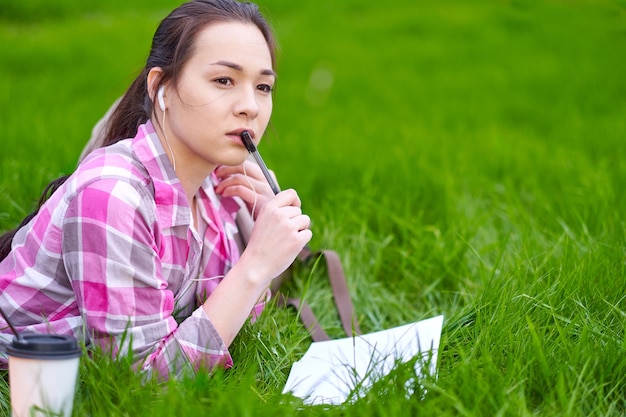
[157,85,166,111]
[157,84,176,171]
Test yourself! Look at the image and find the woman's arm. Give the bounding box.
[62,179,229,379]
[202,189,312,346]
[62,179,310,379]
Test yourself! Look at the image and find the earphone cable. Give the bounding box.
[161,109,177,172]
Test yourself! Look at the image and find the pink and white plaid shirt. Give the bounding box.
[0,120,265,379]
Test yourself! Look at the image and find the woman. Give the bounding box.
[0,0,312,380]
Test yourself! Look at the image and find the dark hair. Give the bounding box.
[0,0,277,261]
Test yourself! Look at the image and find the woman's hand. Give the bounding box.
[237,188,312,285]
[201,188,311,347]
[214,161,277,218]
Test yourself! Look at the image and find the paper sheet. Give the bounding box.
[282,315,444,405]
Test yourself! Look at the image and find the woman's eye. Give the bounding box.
[257,84,274,93]
[215,77,233,86]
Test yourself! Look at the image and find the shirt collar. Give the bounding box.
[132,120,190,227]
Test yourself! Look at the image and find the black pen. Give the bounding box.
[240,131,281,195]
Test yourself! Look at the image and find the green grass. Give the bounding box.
[1,0,625,415]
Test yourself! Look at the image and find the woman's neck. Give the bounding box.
[154,120,215,204]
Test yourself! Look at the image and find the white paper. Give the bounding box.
[282,315,444,405]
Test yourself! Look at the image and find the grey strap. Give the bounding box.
[276,248,361,342]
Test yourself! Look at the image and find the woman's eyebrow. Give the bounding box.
[211,60,277,78]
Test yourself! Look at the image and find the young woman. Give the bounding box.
[0,0,312,380]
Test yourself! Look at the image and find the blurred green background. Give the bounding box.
[2,0,624,231]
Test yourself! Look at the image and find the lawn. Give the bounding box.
[0,0,625,415]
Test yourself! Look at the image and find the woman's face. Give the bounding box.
[162,21,275,174]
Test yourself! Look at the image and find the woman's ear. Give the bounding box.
[147,67,165,107]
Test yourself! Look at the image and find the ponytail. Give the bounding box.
[102,69,152,147]
[0,70,150,263]
[0,70,151,264]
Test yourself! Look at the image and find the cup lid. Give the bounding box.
[6,334,82,360]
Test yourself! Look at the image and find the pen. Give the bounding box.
[240,131,281,195]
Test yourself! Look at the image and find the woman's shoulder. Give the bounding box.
[67,140,154,201]
[80,140,148,177]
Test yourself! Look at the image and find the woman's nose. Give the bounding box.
[234,86,259,119]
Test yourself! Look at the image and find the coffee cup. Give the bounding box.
[7,334,82,417]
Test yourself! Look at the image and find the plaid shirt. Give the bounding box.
[0,121,265,379]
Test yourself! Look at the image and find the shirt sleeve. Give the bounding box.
[62,178,232,380]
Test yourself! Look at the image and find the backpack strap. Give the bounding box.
[276,247,361,342]
[276,294,332,342]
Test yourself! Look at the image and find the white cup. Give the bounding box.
[7,334,82,417]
